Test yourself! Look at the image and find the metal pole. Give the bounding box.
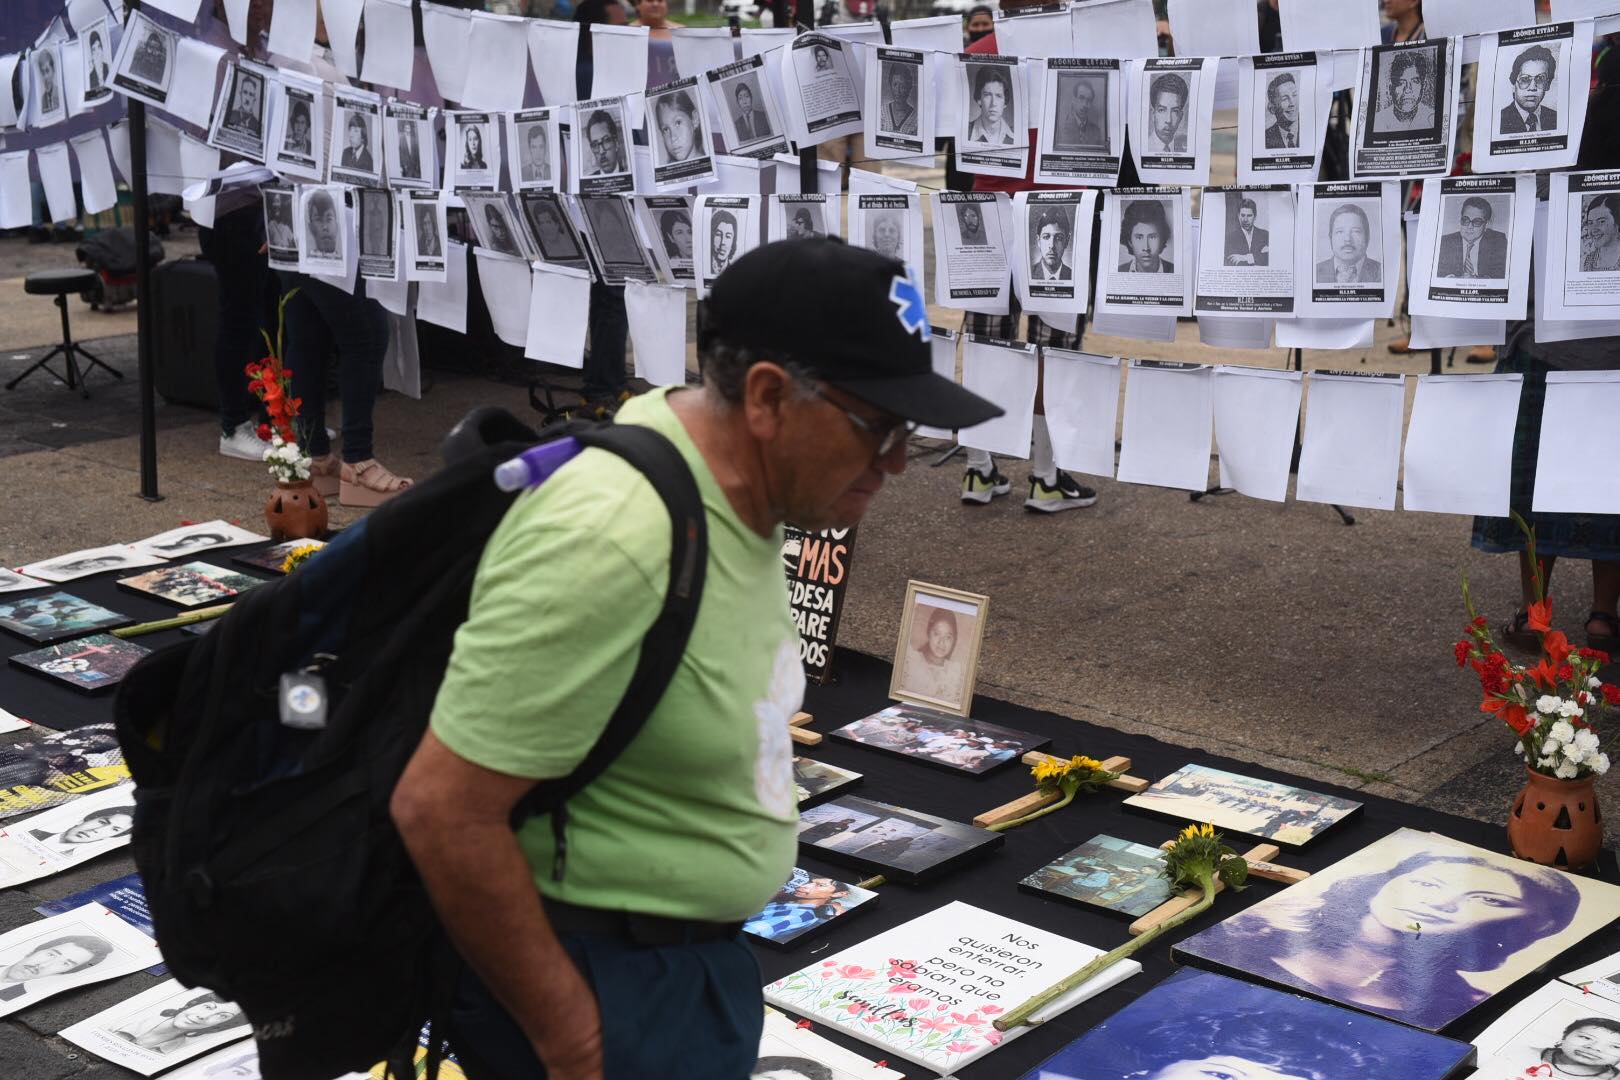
[127,0,161,502]
[792,0,818,195]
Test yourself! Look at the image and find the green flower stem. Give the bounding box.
[111,604,233,638]
[987,788,1076,833]
[994,869,1217,1032]
[855,874,886,890]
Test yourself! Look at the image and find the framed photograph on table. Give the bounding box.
[889,580,988,717]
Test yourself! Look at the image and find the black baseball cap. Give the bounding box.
[700,237,1004,430]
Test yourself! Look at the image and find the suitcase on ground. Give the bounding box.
[150,257,220,411]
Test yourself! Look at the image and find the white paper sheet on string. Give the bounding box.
[526,19,579,108]
[461,12,531,111]
[672,27,736,78]
[69,131,117,215]
[66,0,111,33]
[146,119,186,196]
[473,251,534,348]
[1550,0,1620,20]
[0,55,24,129]
[995,6,1073,60]
[1116,361,1214,491]
[1278,0,1381,51]
[222,0,251,44]
[1409,315,1506,348]
[1167,0,1258,57]
[625,280,689,386]
[1090,310,1179,340]
[772,153,841,195]
[1043,349,1122,479]
[1296,372,1406,510]
[0,153,30,229]
[1197,314,1275,348]
[1425,0,1536,36]
[267,0,317,64]
[1401,373,1520,515]
[1070,0,1160,60]
[321,0,364,78]
[417,241,469,332]
[106,119,131,184]
[1533,371,1620,513]
[741,28,796,60]
[916,326,961,441]
[141,0,203,21]
[960,337,1038,458]
[525,263,591,367]
[422,2,473,103]
[1274,318,1373,349]
[35,143,76,224]
[1213,366,1303,502]
[360,0,416,91]
[592,24,652,102]
[59,39,87,120]
[890,14,964,55]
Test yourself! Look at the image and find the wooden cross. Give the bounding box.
[1126,841,1310,936]
[788,711,822,746]
[971,753,1150,828]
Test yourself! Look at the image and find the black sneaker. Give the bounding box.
[961,465,1011,504]
[1025,470,1098,512]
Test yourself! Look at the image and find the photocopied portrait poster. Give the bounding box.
[204,59,270,163]
[297,183,349,277]
[1471,19,1594,173]
[109,10,178,107]
[328,85,384,187]
[1196,186,1297,318]
[1014,189,1098,317]
[780,32,863,147]
[446,108,502,193]
[520,191,594,278]
[637,194,696,284]
[768,193,837,245]
[1351,36,1459,179]
[356,187,400,281]
[1293,180,1400,319]
[1542,170,1620,321]
[1408,174,1534,319]
[696,193,759,296]
[705,54,790,160]
[1237,52,1334,186]
[576,194,658,285]
[0,782,136,889]
[404,189,448,283]
[849,193,923,278]
[1471,982,1620,1080]
[1127,56,1216,187]
[0,902,160,1019]
[1095,187,1193,318]
[262,183,299,271]
[932,191,1011,315]
[1034,57,1122,186]
[383,99,436,191]
[266,68,325,182]
[646,77,716,189]
[865,45,932,160]
[61,978,251,1075]
[955,52,1026,179]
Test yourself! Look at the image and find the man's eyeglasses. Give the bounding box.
[588,133,619,154]
[1513,75,1552,91]
[1460,215,1489,228]
[807,384,917,457]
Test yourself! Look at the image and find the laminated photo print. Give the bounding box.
[356,187,399,282]
[117,561,267,608]
[1351,37,1459,180]
[446,109,502,193]
[0,902,160,1019]
[767,193,837,244]
[20,544,163,583]
[1473,20,1593,174]
[956,52,1025,179]
[782,32,863,147]
[80,17,115,106]
[463,191,532,261]
[0,569,49,595]
[1018,834,1175,918]
[60,978,251,1075]
[1127,56,1215,187]
[519,191,594,276]
[1194,186,1298,318]
[1238,52,1333,186]
[297,184,349,277]
[404,190,448,283]
[110,10,176,106]
[647,78,716,189]
[1034,58,1124,186]
[931,191,1011,315]
[384,99,436,190]
[0,783,138,890]
[831,702,1046,775]
[696,193,759,296]
[706,55,789,160]
[206,60,269,162]
[266,70,326,182]
[1408,174,1534,320]
[9,634,151,695]
[742,867,878,949]
[1124,762,1360,845]
[231,538,328,575]
[796,796,1003,883]
[791,756,861,809]
[635,194,696,285]
[1472,981,1620,1080]
[507,107,560,193]
[0,723,130,822]
[865,45,932,160]
[1095,187,1194,318]
[1014,188,1098,317]
[131,520,268,560]
[328,86,384,187]
[1173,827,1620,1031]
[577,194,658,285]
[31,43,66,127]
[849,193,923,275]
[1543,170,1620,322]
[0,591,131,645]
[1293,180,1401,319]
[571,97,635,197]
[1023,967,1475,1080]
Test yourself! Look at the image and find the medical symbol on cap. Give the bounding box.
[888,270,931,341]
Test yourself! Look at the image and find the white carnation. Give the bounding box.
[1538,756,1557,769]
[1559,700,1584,719]
[1563,741,1587,763]
[1555,760,1580,779]
[1596,753,1612,776]
[1538,695,1563,713]
[1513,741,1526,756]
[1548,720,1576,744]
[1592,677,1604,690]
[1575,728,1600,753]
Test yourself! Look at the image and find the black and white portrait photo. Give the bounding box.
[725,74,774,146]
[580,195,656,284]
[866,46,929,159]
[868,212,906,261]
[413,203,442,259]
[384,101,435,190]
[879,59,918,136]
[654,205,694,277]
[61,978,252,1073]
[82,21,112,104]
[1117,197,1174,273]
[1578,192,1620,273]
[340,111,376,172]
[1031,204,1076,281]
[697,195,756,293]
[447,110,500,192]
[573,98,633,196]
[1475,22,1591,171]
[965,61,1016,146]
[1053,71,1107,153]
[32,44,65,126]
[114,13,175,102]
[648,80,714,188]
[1498,43,1560,135]
[272,80,322,178]
[512,112,554,188]
[1264,70,1301,149]
[406,191,448,280]
[329,90,383,186]
[1436,193,1509,279]
[207,63,267,160]
[1140,70,1190,155]
[1224,196,1269,267]
[356,188,397,280]
[785,205,821,240]
[583,108,625,174]
[956,201,988,246]
[0,903,155,1018]
[467,193,525,260]
[300,186,346,272]
[521,194,586,268]
[1315,200,1383,284]
[706,56,788,161]
[1371,44,1439,136]
[395,116,424,179]
[709,208,739,274]
[262,187,298,269]
[1036,58,1122,185]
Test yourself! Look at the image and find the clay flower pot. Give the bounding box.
[265,480,328,542]
[1507,766,1602,871]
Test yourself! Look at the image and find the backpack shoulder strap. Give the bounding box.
[512,422,710,878]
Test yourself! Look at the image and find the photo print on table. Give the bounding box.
[1352,37,1458,179]
[0,591,131,645]
[0,723,129,822]
[262,184,299,271]
[0,902,161,1019]
[356,187,399,281]
[1472,981,1620,1080]
[81,17,114,105]
[405,191,448,281]
[230,538,327,575]
[206,60,269,161]
[755,1008,904,1080]
[1473,20,1594,173]
[329,86,384,187]
[1018,834,1174,918]
[446,109,501,193]
[9,634,152,695]
[742,866,878,949]
[61,977,251,1075]
[463,191,531,261]
[792,756,861,808]
[33,43,66,126]
[384,99,436,190]
[1022,966,1475,1080]
[0,783,138,890]
[1562,946,1620,1005]
[572,97,635,196]
[1035,57,1122,186]
[520,192,593,275]
[19,545,164,584]
[267,70,326,181]
[957,52,1025,179]
[578,195,658,285]
[932,191,1011,313]
[117,561,267,608]
[1173,827,1620,1031]
[696,194,759,295]
[707,55,789,160]
[786,32,862,142]
[507,107,559,193]
[297,184,348,276]
[1195,185,1297,317]
[1124,762,1360,845]
[888,580,988,717]
[636,194,696,284]
[0,569,48,595]
[111,10,176,105]
[796,796,1003,883]
[831,702,1047,775]
[647,77,716,189]
[867,46,930,158]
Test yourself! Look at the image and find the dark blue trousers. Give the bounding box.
[198,204,271,435]
[277,272,390,463]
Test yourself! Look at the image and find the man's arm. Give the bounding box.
[391,732,603,1080]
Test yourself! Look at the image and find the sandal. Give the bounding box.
[339,458,412,508]
[1587,610,1620,653]
[1499,609,1541,653]
[308,453,341,499]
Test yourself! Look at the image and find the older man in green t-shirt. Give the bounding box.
[391,238,1001,1080]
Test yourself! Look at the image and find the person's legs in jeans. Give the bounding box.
[582,283,629,409]
[202,205,271,454]
[281,273,335,459]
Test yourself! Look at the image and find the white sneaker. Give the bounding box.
[219,421,269,462]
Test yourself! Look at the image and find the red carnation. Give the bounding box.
[1603,684,1620,706]
[1558,663,1575,682]
[1579,647,1612,665]
[1454,641,1472,667]
[256,423,271,441]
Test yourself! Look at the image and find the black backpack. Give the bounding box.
[112,407,709,1080]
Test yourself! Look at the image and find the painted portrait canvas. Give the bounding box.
[830,703,1048,776]
[1125,763,1361,845]
[1173,828,1620,1031]
[1020,967,1475,1080]
[792,757,861,809]
[742,867,878,949]
[797,796,1003,884]
[1018,834,1173,918]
